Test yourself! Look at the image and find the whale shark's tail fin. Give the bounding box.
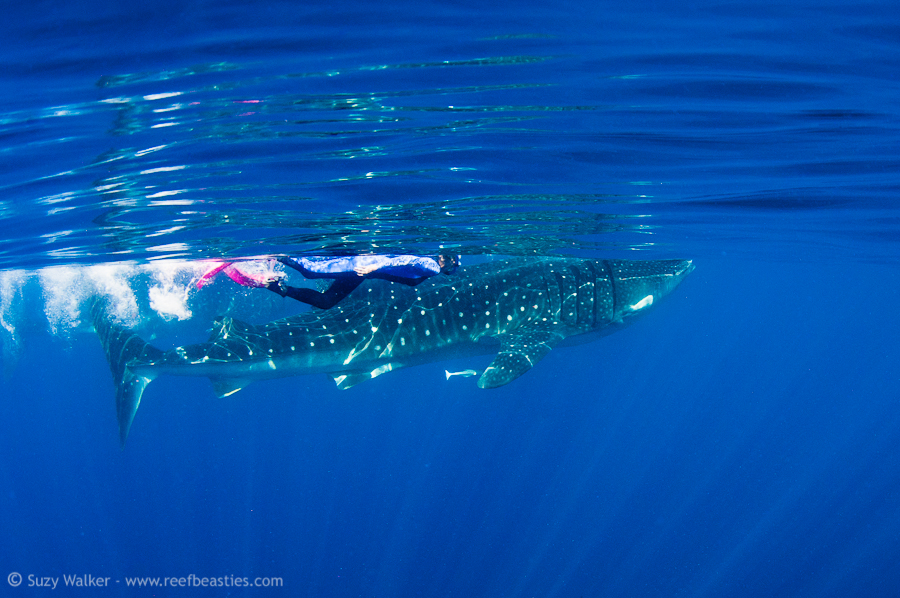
[90,300,164,447]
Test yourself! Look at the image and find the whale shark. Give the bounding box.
[92,257,694,445]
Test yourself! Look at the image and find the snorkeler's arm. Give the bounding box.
[372,256,441,279]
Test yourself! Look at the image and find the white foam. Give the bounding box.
[0,269,27,355]
[0,258,291,355]
[85,264,140,326]
[39,266,87,335]
[146,260,203,321]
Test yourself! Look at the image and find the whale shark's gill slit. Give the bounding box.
[552,271,565,302]
[585,260,600,328]
[603,260,618,316]
[566,264,584,326]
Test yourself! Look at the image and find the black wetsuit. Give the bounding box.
[269,255,442,309]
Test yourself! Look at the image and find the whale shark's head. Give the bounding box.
[612,259,694,321]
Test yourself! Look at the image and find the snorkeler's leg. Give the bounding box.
[266,277,363,309]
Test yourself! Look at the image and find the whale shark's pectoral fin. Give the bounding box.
[332,363,396,390]
[478,328,566,389]
[211,377,252,398]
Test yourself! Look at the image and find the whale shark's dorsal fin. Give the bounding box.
[478,328,566,389]
[208,316,256,342]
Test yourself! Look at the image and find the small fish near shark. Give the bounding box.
[91,257,694,446]
[446,369,479,380]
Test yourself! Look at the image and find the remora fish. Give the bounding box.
[446,369,479,380]
[92,258,694,445]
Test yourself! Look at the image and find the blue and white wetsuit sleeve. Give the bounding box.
[369,255,441,283]
[283,255,439,283]
[285,256,361,278]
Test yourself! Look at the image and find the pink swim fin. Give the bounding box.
[196,261,230,289]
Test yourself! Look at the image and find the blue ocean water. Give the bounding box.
[1,0,899,596]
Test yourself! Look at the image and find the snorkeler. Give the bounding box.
[266,254,460,309]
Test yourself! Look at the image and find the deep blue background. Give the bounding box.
[2,0,900,595]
